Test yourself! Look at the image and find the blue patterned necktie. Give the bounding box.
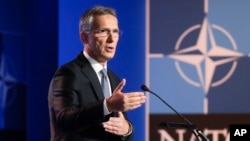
[100,69,111,98]
[101,69,118,117]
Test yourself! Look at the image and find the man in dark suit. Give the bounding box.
[48,5,146,141]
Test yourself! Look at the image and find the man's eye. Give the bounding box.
[113,30,119,33]
[99,29,108,33]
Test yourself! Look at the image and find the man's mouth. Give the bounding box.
[106,46,114,52]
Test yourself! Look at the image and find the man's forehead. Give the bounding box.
[92,15,119,29]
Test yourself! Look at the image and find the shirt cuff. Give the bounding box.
[121,122,133,140]
[103,98,111,115]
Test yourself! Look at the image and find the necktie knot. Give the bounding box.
[101,69,108,78]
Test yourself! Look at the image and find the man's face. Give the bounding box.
[84,14,120,64]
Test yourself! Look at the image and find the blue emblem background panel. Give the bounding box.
[207,0,250,113]
[150,0,204,55]
[149,0,205,114]
[148,0,250,114]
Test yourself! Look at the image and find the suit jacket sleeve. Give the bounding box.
[49,65,106,132]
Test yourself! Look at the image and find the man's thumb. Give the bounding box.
[113,79,126,94]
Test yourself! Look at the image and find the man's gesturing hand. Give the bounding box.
[102,112,131,135]
[106,79,146,112]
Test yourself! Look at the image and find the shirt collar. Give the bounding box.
[83,51,107,73]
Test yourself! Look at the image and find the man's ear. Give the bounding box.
[80,32,88,43]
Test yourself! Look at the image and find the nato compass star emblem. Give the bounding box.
[168,0,245,113]
[0,54,18,128]
[168,17,243,94]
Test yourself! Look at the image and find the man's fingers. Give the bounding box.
[127,92,145,97]
[127,92,146,102]
[123,92,146,111]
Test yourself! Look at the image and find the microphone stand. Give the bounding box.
[141,85,209,141]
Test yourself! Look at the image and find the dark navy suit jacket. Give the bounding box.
[48,52,133,141]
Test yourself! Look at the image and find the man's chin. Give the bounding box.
[106,54,115,59]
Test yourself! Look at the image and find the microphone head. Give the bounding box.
[141,85,150,92]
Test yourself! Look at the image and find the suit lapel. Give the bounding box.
[76,53,104,100]
[108,71,119,92]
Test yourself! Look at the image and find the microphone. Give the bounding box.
[141,85,193,125]
[141,85,209,141]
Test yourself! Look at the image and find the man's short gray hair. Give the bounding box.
[79,5,117,32]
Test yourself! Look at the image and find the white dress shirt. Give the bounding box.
[83,51,111,115]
